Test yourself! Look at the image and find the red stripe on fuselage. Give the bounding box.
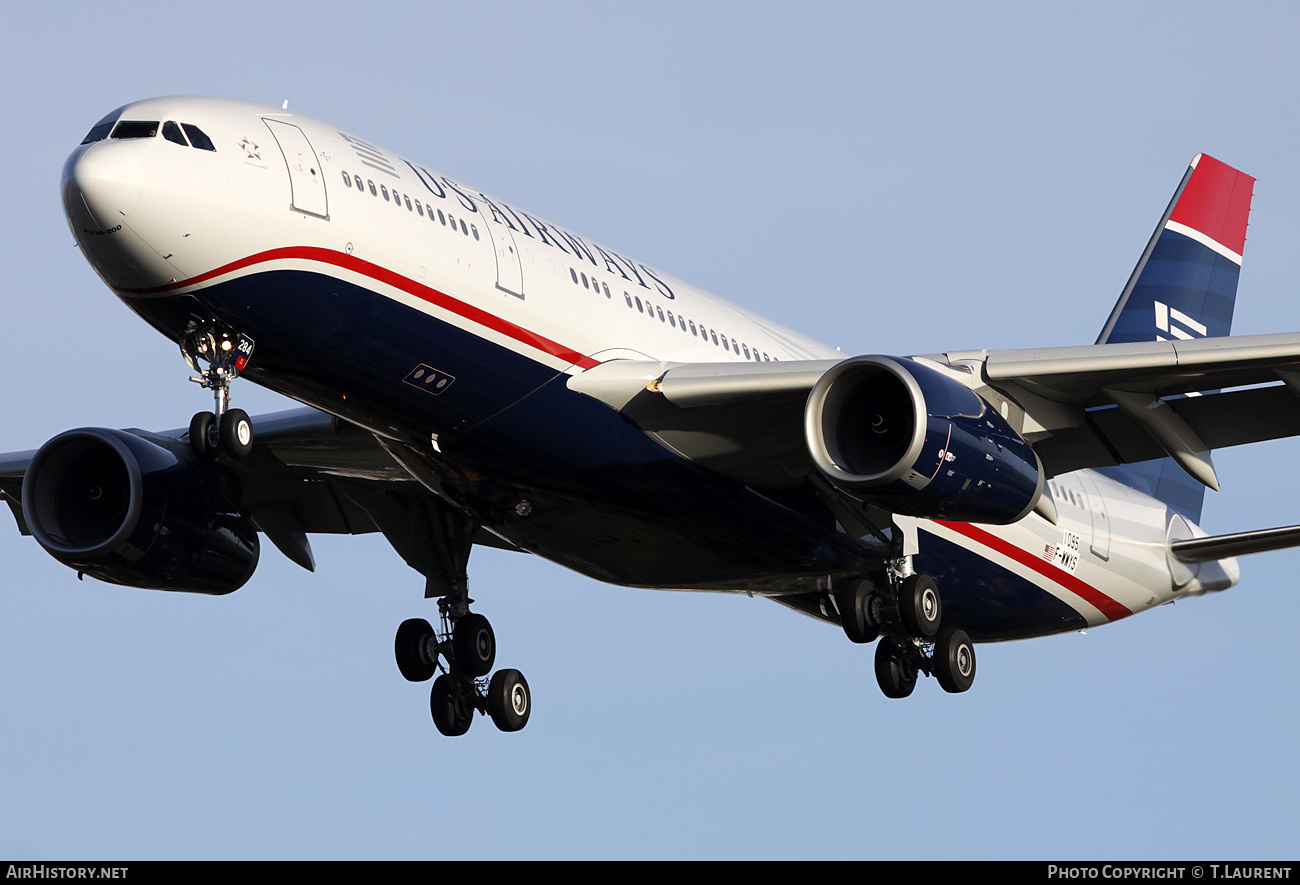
[934,520,1133,622]
[114,246,601,370]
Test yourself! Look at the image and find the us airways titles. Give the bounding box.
[340,131,677,301]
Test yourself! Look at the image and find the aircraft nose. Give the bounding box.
[61,142,143,233]
[60,140,171,292]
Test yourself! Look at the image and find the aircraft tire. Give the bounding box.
[189,411,216,459]
[874,637,917,699]
[395,618,437,682]
[899,574,941,638]
[934,628,976,693]
[220,408,254,458]
[430,675,473,736]
[487,669,531,732]
[452,613,496,678]
[837,578,880,644]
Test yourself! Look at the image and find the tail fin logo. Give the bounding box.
[1154,301,1207,342]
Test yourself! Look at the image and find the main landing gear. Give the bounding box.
[345,488,532,738]
[181,325,256,460]
[836,571,977,699]
[394,600,531,736]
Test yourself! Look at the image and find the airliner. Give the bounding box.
[4,96,1300,736]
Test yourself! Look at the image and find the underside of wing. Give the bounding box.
[0,407,522,590]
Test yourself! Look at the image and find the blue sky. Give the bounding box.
[3,1,1300,860]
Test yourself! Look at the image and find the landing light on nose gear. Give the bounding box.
[182,326,256,459]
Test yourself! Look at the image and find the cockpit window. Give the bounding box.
[81,106,126,144]
[181,123,216,151]
[162,121,188,146]
[111,120,160,139]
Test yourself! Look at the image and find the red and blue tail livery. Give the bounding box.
[1098,153,1255,347]
[1095,155,1256,522]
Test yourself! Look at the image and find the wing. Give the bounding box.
[939,333,1300,483]
[0,406,521,583]
[566,336,1300,492]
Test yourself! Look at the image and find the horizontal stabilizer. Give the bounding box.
[1171,524,1300,563]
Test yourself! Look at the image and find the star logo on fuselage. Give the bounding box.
[239,137,260,160]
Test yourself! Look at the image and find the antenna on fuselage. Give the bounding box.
[282,100,289,110]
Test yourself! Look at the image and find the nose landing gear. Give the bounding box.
[181,325,256,460]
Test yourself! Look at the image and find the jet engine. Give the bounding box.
[805,355,1044,524]
[22,428,259,594]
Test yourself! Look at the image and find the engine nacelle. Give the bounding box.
[805,355,1043,524]
[22,428,259,594]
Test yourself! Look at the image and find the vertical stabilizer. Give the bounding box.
[1095,155,1255,522]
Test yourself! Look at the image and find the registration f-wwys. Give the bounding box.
[4,97,1296,735]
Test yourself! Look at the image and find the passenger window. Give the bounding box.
[111,120,159,139]
[181,124,216,151]
[368,180,377,196]
[342,171,352,187]
[381,185,390,201]
[162,121,188,146]
[405,195,413,211]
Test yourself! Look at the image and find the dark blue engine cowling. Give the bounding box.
[21,428,259,594]
[805,355,1044,524]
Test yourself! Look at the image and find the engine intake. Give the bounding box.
[22,428,259,594]
[805,355,1043,524]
